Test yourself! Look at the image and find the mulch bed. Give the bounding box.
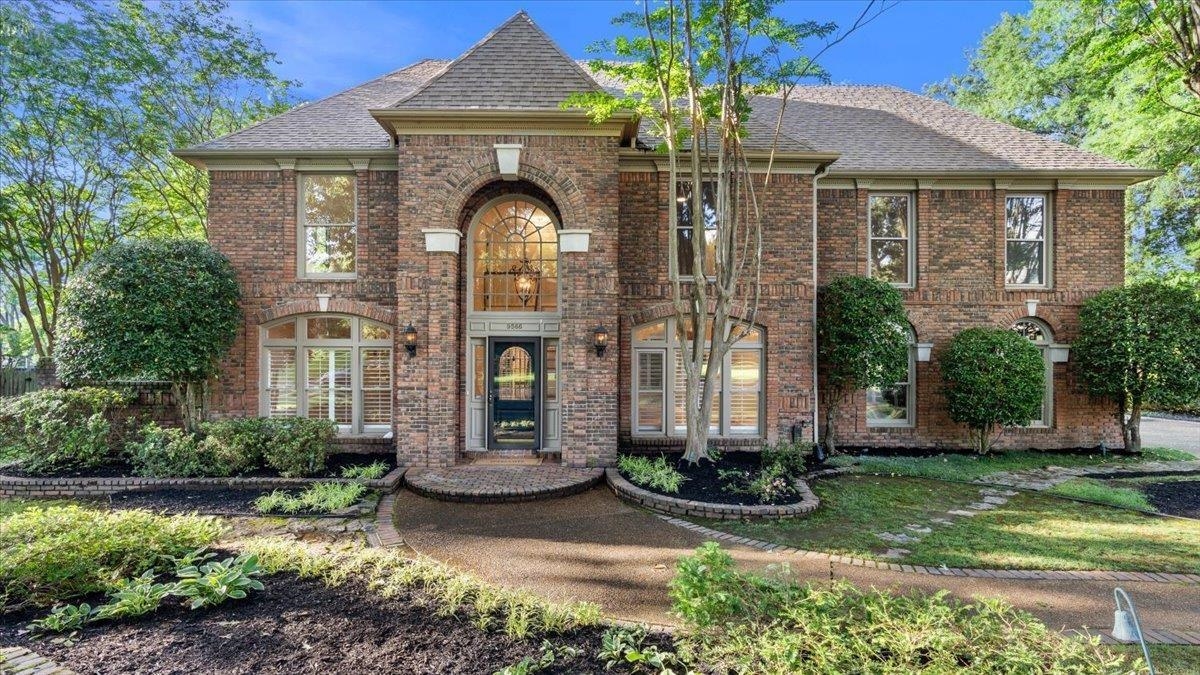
[1142,481,1200,519]
[0,573,666,674]
[622,451,799,506]
[3,453,395,480]
[97,487,374,518]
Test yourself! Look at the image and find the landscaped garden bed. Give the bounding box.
[1047,471,1200,518]
[2,452,395,481]
[103,484,379,518]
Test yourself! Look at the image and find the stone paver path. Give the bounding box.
[0,647,74,674]
[976,459,1200,492]
[872,486,1017,558]
[386,487,1200,638]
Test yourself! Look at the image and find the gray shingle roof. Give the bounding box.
[392,11,601,110]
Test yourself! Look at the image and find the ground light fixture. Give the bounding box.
[403,324,418,358]
[593,325,610,357]
[1112,588,1154,674]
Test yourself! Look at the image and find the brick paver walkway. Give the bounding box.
[404,466,603,503]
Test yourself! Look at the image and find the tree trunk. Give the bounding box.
[823,397,838,455]
[1124,400,1143,453]
[173,380,208,433]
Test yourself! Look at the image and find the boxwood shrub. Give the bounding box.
[0,387,131,473]
[199,417,277,475]
[262,417,335,477]
[126,422,225,478]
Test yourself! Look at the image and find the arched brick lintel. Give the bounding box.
[438,148,588,230]
[255,298,396,326]
[999,306,1067,338]
[625,301,763,334]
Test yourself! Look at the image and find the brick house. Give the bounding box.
[175,12,1157,468]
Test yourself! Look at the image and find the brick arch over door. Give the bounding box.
[255,298,396,326]
[437,147,588,230]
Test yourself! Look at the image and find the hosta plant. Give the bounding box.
[30,602,94,633]
[173,553,264,609]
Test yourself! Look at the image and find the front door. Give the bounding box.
[487,338,540,450]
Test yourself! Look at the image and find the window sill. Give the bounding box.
[298,275,357,282]
[1005,284,1050,291]
[867,423,914,430]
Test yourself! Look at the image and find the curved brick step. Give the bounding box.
[404,466,603,503]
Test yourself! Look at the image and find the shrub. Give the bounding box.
[719,463,796,504]
[173,552,264,609]
[0,504,224,609]
[126,422,225,478]
[817,276,910,453]
[618,455,685,494]
[341,460,389,481]
[669,543,1136,674]
[0,387,130,473]
[55,238,241,431]
[252,482,367,515]
[941,327,1045,454]
[199,417,276,475]
[262,417,335,477]
[760,440,813,478]
[1074,280,1200,452]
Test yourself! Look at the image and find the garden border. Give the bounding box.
[605,468,820,520]
[0,466,406,499]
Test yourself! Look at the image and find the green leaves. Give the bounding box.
[940,327,1045,453]
[173,552,264,610]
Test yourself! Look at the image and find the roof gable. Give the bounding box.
[392,11,600,110]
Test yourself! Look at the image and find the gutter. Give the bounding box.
[811,163,830,445]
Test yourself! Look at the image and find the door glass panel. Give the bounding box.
[491,343,537,448]
[544,341,558,402]
[473,341,486,400]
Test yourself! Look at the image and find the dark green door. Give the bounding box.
[488,338,540,450]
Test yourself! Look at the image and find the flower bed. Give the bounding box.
[606,467,819,520]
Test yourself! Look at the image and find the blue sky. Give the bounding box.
[224,0,1030,102]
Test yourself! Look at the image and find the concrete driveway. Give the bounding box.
[1141,416,1200,457]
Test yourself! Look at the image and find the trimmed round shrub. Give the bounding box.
[0,387,131,473]
[125,422,225,478]
[199,417,277,475]
[941,327,1045,454]
[262,418,335,477]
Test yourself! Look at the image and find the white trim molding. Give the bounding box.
[494,143,522,180]
[422,228,463,254]
[557,229,592,253]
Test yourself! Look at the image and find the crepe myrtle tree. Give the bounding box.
[1074,280,1200,453]
[816,275,910,454]
[940,327,1044,454]
[55,238,241,431]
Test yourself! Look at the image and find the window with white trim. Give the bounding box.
[866,324,916,427]
[262,315,392,434]
[675,182,718,278]
[1012,318,1053,426]
[1005,195,1049,286]
[868,193,915,287]
[631,318,763,437]
[300,174,356,277]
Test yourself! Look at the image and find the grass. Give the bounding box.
[1111,645,1200,675]
[697,475,1200,573]
[252,482,367,514]
[1046,477,1155,511]
[825,446,1194,483]
[340,460,389,481]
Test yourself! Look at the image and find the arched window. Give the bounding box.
[866,324,916,427]
[631,318,764,437]
[471,197,558,312]
[1012,318,1053,426]
[261,315,393,435]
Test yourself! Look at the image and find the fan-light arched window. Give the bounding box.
[1012,318,1053,426]
[471,197,558,312]
[866,324,916,427]
[261,315,392,435]
[631,318,764,437]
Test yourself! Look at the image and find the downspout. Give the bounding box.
[811,164,829,445]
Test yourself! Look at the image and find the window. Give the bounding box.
[676,182,717,278]
[866,324,916,427]
[868,194,914,286]
[471,197,558,312]
[632,318,763,437]
[1005,195,1049,286]
[261,315,392,434]
[300,174,356,277]
[1012,318,1053,426]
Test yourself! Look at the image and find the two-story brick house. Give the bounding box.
[175,12,1157,468]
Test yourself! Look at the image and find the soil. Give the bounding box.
[835,446,1123,459]
[0,572,669,674]
[622,451,801,506]
[97,487,374,518]
[1081,470,1200,480]
[3,453,395,481]
[1142,481,1200,519]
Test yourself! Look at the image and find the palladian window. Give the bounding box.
[471,197,558,312]
[1012,318,1053,426]
[632,318,763,437]
[262,315,392,435]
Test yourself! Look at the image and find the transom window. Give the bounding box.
[472,197,558,312]
[1012,318,1053,426]
[632,318,763,437]
[1005,195,1049,286]
[675,182,718,278]
[261,315,392,435]
[868,194,915,287]
[300,174,356,278]
[866,324,916,427]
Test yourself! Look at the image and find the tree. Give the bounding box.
[1074,280,1200,452]
[571,0,892,463]
[55,239,241,431]
[931,0,1200,283]
[940,328,1045,454]
[816,276,910,454]
[0,0,292,360]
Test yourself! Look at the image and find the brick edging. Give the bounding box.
[605,468,820,520]
[373,491,404,548]
[0,646,75,674]
[659,515,1200,584]
[0,466,406,499]
[403,468,604,504]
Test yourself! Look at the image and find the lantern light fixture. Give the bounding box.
[593,325,610,357]
[403,324,418,358]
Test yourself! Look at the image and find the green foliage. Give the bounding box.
[493,641,583,675]
[669,543,1137,673]
[598,625,684,674]
[30,602,94,634]
[1074,280,1200,451]
[252,482,367,515]
[91,570,173,621]
[817,276,910,452]
[718,463,797,503]
[0,504,223,609]
[340,460,389,481]
[941,328,1045,453]
[827,449,1185,482]
[173,552,264,609]
[198,417,277,475]
[261,417,335,477]
[1046,478,1155,512]
[0,387,130,473]
[760,440,813,478]
[126,422,220,478]
[618,455,686,494]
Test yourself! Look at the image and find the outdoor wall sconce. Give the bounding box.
[593,325,610,357]
[316,293,332,312]
[403,324,418,358]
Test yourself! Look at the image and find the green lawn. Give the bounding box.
[1045,477,1155,511]
[696,475,1200,573]
[1111,645,1200,675]
[825,447,1193,482]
